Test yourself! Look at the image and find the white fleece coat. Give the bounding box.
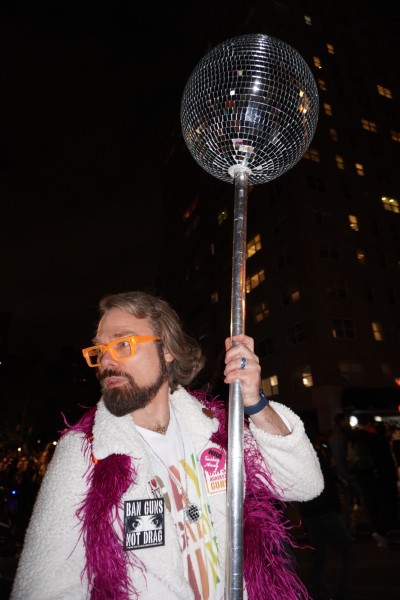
[11,387,323,599]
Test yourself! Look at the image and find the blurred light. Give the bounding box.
[52,441,57,446]
[395,377,400,386]
[17,447,21,452]
[11,490,16,495]
[375,416,382,422]
[349,415,358,427]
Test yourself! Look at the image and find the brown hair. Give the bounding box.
[98,291,205,391]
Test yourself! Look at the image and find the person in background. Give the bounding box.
[299,423,353,600]
[11,290,323,600]
[348,414,398,549]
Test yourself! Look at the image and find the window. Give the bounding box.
[306,175,326,191]
[183,196,200,221]
[355,163,365,176]
[253,302,270,323]
[381,196,399,213]
[294,366,313,389]
[339,361,364,384]
[318,79,327,91]
[349,214,359,231]
[323,102,332,116]
[320,241,340,260]
[336,155,345,170]
[326,278,349,298]
[313,56,322,69]
[262,375,279,397]
[303,147,320,162]
[304,15,312,25]
[210,242,216,256]
[365,284,375,301]
[246,233,262,259]
[372,322,384,341]
[356,249,367,264]
[332,319,355,339]
[257,337,274,357]
[282,283,300,306]
[277,249,294,270]
[377,85,392,99]
[327,43,335,54]
[390,130,400,142]
[211,291,219,304]
[329,128,338,142]
[361,119,377,132]
[245,268,265,293]
[287,322,306,346]
[217,208,228,224]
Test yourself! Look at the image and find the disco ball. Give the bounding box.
[181,33,319,185]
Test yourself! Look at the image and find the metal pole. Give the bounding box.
[225,166,250,599]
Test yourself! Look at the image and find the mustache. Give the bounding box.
[98,369,130,382]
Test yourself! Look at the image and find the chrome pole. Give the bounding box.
[225,166,250,599]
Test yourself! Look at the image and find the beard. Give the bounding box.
[99,353,168,417]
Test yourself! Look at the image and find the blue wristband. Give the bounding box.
[244,390,269,416]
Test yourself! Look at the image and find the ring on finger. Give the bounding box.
[240,356,246,369]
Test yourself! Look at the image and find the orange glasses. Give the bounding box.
[82,335,160,367]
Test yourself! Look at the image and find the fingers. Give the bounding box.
[223,335,261,402]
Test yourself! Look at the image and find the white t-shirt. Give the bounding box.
[136,410,223,600]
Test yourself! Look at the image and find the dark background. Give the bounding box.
[1,0,231,358]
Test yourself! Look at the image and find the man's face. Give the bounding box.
[94,307,173,417]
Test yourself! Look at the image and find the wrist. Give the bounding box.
[244,390,269,416]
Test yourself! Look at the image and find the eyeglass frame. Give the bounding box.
[82,335,160,367]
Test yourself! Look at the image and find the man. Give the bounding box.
[11,291,323,599]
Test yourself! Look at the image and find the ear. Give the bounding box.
[163,348,174,364]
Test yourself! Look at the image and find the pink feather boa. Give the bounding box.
[62,392,310,599]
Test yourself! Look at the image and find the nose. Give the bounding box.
[99,348,119,369]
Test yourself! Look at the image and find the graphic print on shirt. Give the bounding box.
[123,498,165,550]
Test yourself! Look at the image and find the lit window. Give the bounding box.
[211,291,219,304]
[303,147,320,162]
[361,118,377,132]
[294,366,313,389]
[327,43,335,54]
[372,322,384,341]
[262,375,279,397]
[329,128,338,141]
[217,208,228,224]
[336,155,345,170]
[210,243,216,255]
[318,79,327,91]
[381,196,399,213]
[377,85,392,99]
[332,319,355,339]
[313,56,322,69]
[326,278,348,298]
[287,322,306,346]
[253,302,270,323]
[356,249,367,264]
[390,130,400,142]
[282,284,300,306]
[245,268,265,293]
[246,233,262,259]
[323,102,332,116]
[183,196,200,221]
[355,163,364,176]
[304,15,312,25]
[349,214,359,231]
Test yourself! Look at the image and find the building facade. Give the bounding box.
[156,0,400,432]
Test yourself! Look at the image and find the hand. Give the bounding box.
[223,334,261,407]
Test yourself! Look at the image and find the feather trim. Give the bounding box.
[62,408,146,600]
[191,389,310,600]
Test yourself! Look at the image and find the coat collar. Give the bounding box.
[92,385,219,461]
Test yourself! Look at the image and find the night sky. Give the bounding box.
[1,1,229,357]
